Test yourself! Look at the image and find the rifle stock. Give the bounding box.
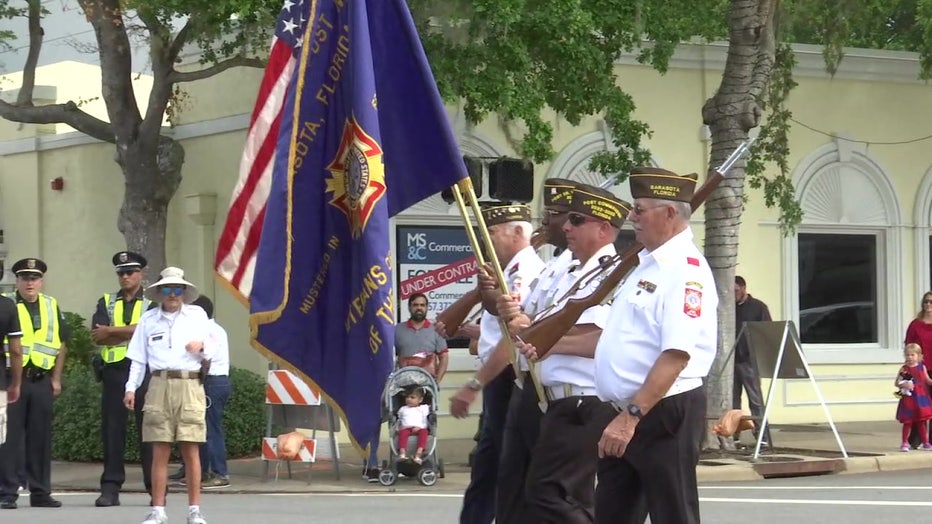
[435,287,482,338]
[518,168,728,359]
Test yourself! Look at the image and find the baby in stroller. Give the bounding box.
[397,387,430,463]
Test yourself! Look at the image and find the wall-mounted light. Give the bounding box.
[50,177,64,191]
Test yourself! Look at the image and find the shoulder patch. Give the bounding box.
[684,287,703,318]
[508,263,519,276]
[687,257,700,267]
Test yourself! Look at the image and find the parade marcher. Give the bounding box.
[449,178,578,523]
[395,293,449,382]
[512,185,630,523]
[0,294,23,510]
[92,251,156,506]
[124,267,212,524]
[0,258,70,509]
[450,204,544,524]
[593,168,717,523]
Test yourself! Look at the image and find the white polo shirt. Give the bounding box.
[539,243,615,389]
[206,319,230,377]
[125,304,211,392]
[477,245,545,366]
[594,228,718,404]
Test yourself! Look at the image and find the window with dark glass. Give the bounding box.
[797,233,878,344]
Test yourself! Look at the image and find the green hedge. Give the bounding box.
[51,313,265,462]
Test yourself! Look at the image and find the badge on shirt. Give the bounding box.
[684,284,703,318]
[637,280,657,293]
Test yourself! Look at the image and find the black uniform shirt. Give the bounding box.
[0,296,23,389]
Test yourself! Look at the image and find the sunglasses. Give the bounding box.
[160,286,186,296]
[567,212,600,227]
[117,269,139,277]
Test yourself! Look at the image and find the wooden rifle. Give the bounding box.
[515,140,754,359]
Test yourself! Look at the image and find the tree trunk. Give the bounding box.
[700,0,776,450]
[115,137,185,275]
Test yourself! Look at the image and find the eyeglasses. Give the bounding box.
[631,203,670,215]
[567,212,600,227]
[923,300,932,305]
[117,269,139,277]
[160,286,185,296]
[544,209,566,217]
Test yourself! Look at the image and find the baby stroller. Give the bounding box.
[378,366,444,486]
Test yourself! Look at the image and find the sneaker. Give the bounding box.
[364,467,380,483]
[921,443,932,451]
[901,443,910,452]
[202,477,231,490]
[168,468,186,481]
[142,509,168,524]
[187,509,207,524]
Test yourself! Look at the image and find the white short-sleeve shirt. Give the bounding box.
[398,404,430,429]
[539,243,615,388]
[478,245,545,366]
[594,228,718,403]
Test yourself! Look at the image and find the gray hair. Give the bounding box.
[672,201,692,221]
[512,221,533,241]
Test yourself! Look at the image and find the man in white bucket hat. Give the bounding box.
[123,267,212,524]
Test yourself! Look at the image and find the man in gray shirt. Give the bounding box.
[395,293,448,382]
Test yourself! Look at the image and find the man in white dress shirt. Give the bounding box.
[123,268,212,524]
[592,167,717,524]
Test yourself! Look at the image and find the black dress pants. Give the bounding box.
[525,395,618,523]
[495,376,544,523]
[100,361,154,495]
[0,371,53,501]
[595,387,706,524]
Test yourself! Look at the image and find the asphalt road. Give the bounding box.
[2,470,931,523]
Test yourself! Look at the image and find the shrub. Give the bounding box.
[52,311,266,461]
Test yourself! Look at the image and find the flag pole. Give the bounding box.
[449,178,547,406]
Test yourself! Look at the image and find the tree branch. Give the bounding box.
[168,56,266,83]
[16,0,44,106]
[78,0,142,141]
[167,19,194,63]
[0,99,115,143]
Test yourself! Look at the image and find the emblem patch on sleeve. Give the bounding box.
[684,287,703,318]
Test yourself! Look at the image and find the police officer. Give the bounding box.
[0,258,69,509]
[512,185,630,523]
[593,168,716,523]
[449,204,544,524]
[92,251,155,507]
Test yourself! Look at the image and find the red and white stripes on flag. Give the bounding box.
[215,0,306,303]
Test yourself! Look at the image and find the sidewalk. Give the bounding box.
[49,421,925,494]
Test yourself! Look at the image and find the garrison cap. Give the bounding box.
[629,167,699,203]
[482,204,532,227]
[542,178,580,210]
[12,258,47,276]
[113,251,147,271]
[569,185,630,228]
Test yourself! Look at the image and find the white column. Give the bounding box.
[184,193,218,300]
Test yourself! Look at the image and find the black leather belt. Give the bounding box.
[23,366,48,381]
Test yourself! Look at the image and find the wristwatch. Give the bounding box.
[625,403,644,419]
[465,377,483,391]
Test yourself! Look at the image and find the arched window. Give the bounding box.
[913,167,932,295]
[784,138,903,363]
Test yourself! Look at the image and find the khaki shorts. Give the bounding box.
[142,375,206,443]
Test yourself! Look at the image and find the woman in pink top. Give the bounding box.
[904,291,932,447]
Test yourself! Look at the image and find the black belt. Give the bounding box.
[23,366,48,381]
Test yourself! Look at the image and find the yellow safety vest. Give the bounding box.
[100,292,149,363]
[2,292,62,370]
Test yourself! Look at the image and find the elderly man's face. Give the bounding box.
[159,285,186,312]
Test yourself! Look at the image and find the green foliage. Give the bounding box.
[780,0,932,78]
[412,0,727,173]
[745,43,803,235]
[0,0,26,54]
[52,312,265,462]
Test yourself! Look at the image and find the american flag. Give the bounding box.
[215,0,308,303]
